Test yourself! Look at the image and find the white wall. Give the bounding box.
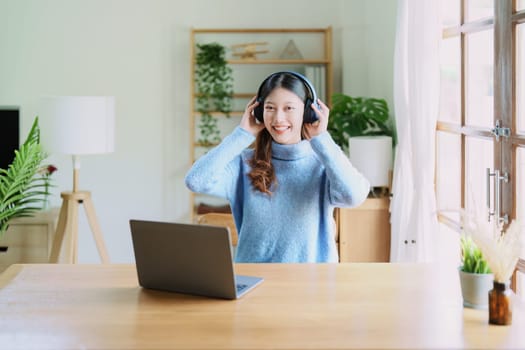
[0,0,397,262]
[342,0,398,112]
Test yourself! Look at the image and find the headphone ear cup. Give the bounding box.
[253,100,264,123]
[303,98,319,124]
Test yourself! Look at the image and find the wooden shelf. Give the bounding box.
[0,208,61,272]
[192,28,329,34]
[228,59,330,65]
[190,27,333,219]
[193,111,243,117]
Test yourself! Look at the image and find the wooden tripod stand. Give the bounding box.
[49,167,110,263]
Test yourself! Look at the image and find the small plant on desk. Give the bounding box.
[460,234,491,274]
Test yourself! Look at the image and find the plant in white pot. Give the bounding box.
[458,234,493,309]
[327,93,395,193]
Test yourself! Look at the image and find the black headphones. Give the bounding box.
[253,71,320,124]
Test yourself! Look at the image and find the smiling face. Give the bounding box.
[262,87,305,145]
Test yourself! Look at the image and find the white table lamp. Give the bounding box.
[40,96,115,264]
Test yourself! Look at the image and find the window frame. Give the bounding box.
[436,0,525,292]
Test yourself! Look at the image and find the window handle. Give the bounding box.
[486,168,509,225]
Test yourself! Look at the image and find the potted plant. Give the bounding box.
[194,42,234,147]
[328,93,394,149]
[458,234,493,309]
[328,93,395,191]
[461,216,523,324]
[0,117,51,237]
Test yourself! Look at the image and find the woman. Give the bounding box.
[185,71,370,263]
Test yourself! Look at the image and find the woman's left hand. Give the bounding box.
[304,99,330,139]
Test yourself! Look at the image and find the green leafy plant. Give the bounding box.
[327,93,395,151]
[194,42,234,147]
[0,117,49,237]
[460,235,491,274]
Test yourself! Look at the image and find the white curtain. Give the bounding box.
[390,0,441,262]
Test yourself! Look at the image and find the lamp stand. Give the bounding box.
[49,160,110,263]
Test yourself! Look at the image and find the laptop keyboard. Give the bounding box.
[236,283,248,292]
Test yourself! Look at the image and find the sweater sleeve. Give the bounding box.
[185,126,255,199]
[309,131,370,208]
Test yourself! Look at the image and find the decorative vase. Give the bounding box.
[458,269,494,309]
[489,280,512,325]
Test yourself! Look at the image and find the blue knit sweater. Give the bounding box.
[185,127,370,263]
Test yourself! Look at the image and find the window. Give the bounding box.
[436,0,525,295]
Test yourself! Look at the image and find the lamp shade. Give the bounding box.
[40,96,115,155]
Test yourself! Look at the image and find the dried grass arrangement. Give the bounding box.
[463,214,523,283]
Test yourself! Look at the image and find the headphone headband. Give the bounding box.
[254,71,320,124]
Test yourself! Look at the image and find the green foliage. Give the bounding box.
[195,42,234,147]
[327,93,395,151]
[460,235,491,274]
[0,117,48,236]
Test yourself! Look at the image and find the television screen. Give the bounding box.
[0,108,20,171]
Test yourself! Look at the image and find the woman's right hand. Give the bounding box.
[240,96,265,136]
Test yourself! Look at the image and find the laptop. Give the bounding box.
[129,219,263,299]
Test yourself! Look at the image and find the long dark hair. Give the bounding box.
[248,72,310,194]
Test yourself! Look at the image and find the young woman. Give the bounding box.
[185,71,370,263]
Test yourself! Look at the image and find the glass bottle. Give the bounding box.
[488,280,512,325]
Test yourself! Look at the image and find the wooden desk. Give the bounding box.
[0,263,523,349]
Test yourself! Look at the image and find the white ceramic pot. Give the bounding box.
[459,269,494,309]
[348,136,392,188]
